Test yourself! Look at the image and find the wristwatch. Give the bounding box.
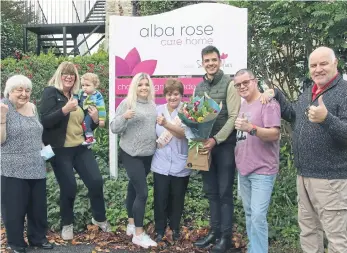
[249,124,257,136]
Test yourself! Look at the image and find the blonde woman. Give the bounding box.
[39,62,110,241]
[1,75,53,253]
[110,72,157,248]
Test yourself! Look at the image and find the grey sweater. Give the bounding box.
[110,98,157,157]
[275,75,347,179]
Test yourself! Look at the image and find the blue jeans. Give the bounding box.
[84,114,93,137]
[239,173,276,253]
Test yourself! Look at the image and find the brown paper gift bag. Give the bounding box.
[186,148,211,171]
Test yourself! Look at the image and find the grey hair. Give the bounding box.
[3,75,32,98]
[234,68,256,79]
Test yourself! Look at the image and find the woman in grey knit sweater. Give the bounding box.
[110,72,157,249]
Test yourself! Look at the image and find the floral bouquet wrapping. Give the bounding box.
[178,93,222,171]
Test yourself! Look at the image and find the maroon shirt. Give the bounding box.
[235,99,281,176]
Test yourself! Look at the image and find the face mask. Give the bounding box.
[41,145,55,161]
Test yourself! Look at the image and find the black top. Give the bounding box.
[40,86,98,148]
[275,74,347,179]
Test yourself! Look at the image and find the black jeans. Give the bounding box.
[153,172,190,234]
[50,145,106,226]
[120,149,152,227]
[201,141,236,236]
[1,176,48,250]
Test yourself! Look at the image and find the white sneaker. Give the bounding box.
[126,224,135,236]
[132,232,157,248]
[61,224,73,240]
[92,218,112,232]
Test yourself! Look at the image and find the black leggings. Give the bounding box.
[120,149,152,227]
[50,145,106,226]
[1,176,48,250]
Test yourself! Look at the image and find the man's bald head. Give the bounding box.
[309,46,338,87]
[309,46,336,63]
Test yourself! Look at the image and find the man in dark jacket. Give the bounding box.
[193,45,241,253]
[268,46,347,253]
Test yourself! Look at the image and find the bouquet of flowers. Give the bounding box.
[178,92,222,141]
[178,93,222,170]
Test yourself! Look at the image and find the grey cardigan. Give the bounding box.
[275,75,347,179]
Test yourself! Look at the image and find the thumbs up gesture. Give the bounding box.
[235,112,252,132]
[308,95,328,123]
[62,95,78,115]
[157,113,167,126]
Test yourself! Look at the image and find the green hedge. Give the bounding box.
[1,52,300,247]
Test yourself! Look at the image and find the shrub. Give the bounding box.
[1,52,300,247]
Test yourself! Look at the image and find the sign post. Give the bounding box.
[108,3,248,179]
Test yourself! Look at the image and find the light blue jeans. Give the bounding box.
[239,173,276,253]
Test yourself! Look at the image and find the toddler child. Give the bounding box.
[78,73,106,145]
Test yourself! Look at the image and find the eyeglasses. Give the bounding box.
[61,73,76,78]
[234,79,255,89]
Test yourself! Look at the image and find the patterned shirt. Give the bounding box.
[1,99,46,179]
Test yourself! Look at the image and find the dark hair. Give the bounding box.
[234,68,255,79]
[163,78,184,96]
[201,45,220,60]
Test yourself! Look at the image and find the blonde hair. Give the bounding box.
[48,61,80,94]
[4,75,32,98]
[81,73,100,88]
[126,73,155,109]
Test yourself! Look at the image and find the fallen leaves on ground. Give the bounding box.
[1,222,247,253]
[1,227,8,253]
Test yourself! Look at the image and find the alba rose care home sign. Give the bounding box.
[109,3,247,178]
[110,3,247,76]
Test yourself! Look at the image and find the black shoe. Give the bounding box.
[30,242,54,250]
[155,233,164,243]
[194,230,220,248]
[172,230,180,241]
[211,235,240,253]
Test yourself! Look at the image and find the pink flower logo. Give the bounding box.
[220,53,228,60]
[115,48,157,76]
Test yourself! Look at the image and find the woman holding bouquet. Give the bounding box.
[110,72,157,249]
[151,79,191,243]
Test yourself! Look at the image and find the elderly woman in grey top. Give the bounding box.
[151,79,191,243]
[1,75,53,253]
[110,72,157,249]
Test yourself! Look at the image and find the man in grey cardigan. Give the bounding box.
[267,46,347,253]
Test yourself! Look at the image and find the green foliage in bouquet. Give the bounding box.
[182,98,217,123]
[181,98,217,123]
